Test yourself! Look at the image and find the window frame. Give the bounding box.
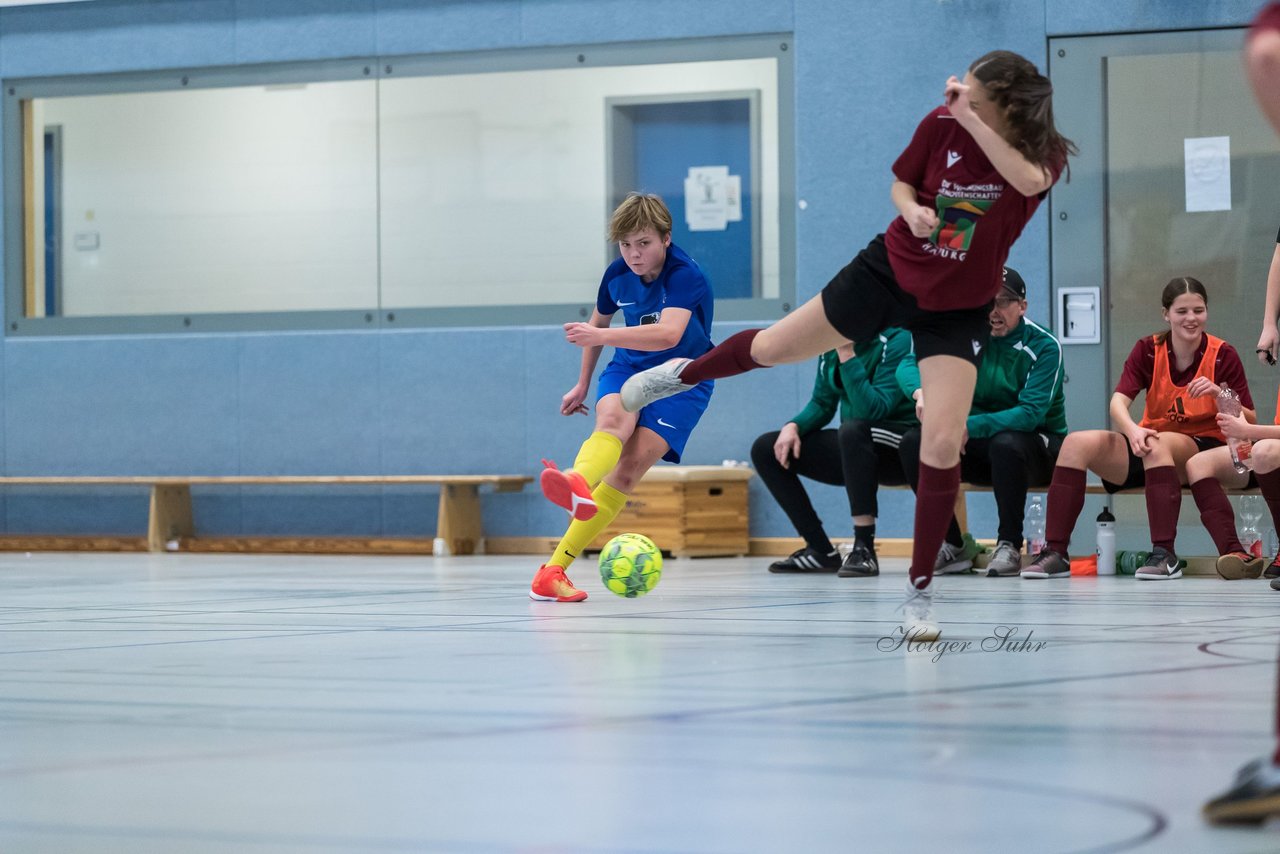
[2,34,795,337]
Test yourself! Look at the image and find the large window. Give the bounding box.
[4,36,793,334]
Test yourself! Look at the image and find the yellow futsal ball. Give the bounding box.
[598,533,663,598]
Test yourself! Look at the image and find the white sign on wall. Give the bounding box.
[684,165,742,232]
[1184,136,1232,213]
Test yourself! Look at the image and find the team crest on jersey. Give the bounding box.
[640,311,661,325]
[930,194,994,252]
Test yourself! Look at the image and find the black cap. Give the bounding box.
[1001,266,1026,301]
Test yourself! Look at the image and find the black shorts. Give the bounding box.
[819,234,992,367]
[1102,435,1225,493]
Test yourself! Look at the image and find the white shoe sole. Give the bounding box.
[904,623,941,641]
[935,561,974,575]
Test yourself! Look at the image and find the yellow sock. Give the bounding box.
[572,431,623,489]
[550,481,629,570]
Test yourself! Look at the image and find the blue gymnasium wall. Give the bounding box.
[0,0,1265,541]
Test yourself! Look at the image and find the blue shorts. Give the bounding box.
[597,360,714,463]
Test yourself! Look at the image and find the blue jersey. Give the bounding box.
[595,243,714,371]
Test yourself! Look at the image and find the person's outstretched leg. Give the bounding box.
[1135,433,1202,581]
[1251,441,1280,579]
[1201,635,1280,825]
[532,427,669,602]
[541,430,623,520]
[836,419,893,578]
[903,354,976,641]
[982,431,1048,577]
[531,480,630,602]
[621,295,849,412]
[1186,447,1259,579]
[1024,430,1129,579]
[899,426,968,574]
[750,429,842,572]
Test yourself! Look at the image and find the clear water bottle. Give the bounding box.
[1026,495,1046,556]
[1216,386,1255,473]
[1095,505,1116,575]
[1239,495,1266,557]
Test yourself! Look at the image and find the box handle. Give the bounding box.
[708,487,723,496]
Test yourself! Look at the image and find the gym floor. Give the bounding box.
[1,551,1276,853]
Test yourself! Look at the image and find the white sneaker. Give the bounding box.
[902,577,940,641]
[620,358,695,412]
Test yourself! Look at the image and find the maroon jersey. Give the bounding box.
[1115,334,1253,410]
[886,107,1062,311]
[1250,2,1280,37]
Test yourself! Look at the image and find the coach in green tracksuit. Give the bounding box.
[897,267,1068,577]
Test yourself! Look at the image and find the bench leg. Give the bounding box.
[437,484,482,556]
[148,485,193,552]
[953,490,968,534]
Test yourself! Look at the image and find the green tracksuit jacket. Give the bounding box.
[895,318,1067,439]
[790,327,917,435]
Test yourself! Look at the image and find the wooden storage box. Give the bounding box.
[590,465,752,557]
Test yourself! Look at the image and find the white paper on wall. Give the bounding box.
[685,165,737,231]
[1184,136,1232,213]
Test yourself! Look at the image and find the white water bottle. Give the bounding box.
[1026,495,1046,556]
[1096,506,1116,575]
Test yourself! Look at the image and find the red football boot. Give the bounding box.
[529,564,587,602]
[539,459,597,521]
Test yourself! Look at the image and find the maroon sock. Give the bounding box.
[1191,478,1245,555]
[679,329,763,384]
[1256,469,1280,538]
[1045,465,1086,555]
[910,461,960,588]
[1144,465,1182,552]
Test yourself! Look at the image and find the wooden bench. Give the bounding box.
[0,475,531,555]
[952,481,1262,531]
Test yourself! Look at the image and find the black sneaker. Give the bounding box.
[1203,757,1280,825]
[837,543,879,577]
[1265,554,1280,579]
[1020,548,1070,579]
[1135,546,1181,580]
[768,547,840,573]
[1271,577,1280,591]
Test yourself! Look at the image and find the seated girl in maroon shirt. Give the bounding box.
[1023,277,1253,581]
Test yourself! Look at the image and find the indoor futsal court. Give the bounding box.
[2,551,1277,853]
[2,0,1280,853]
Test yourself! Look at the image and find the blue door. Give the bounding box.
[622,99,754,299]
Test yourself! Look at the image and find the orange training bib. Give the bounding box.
[1139,334,1225,441]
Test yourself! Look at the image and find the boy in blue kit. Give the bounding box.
[532,192,715,602]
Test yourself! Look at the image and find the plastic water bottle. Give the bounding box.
[1117,550,1151,575]
[1095,506,1116,575]
[1026,495,1046,556]
[1217,386,1254,473]
[1239,495,1266,558]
